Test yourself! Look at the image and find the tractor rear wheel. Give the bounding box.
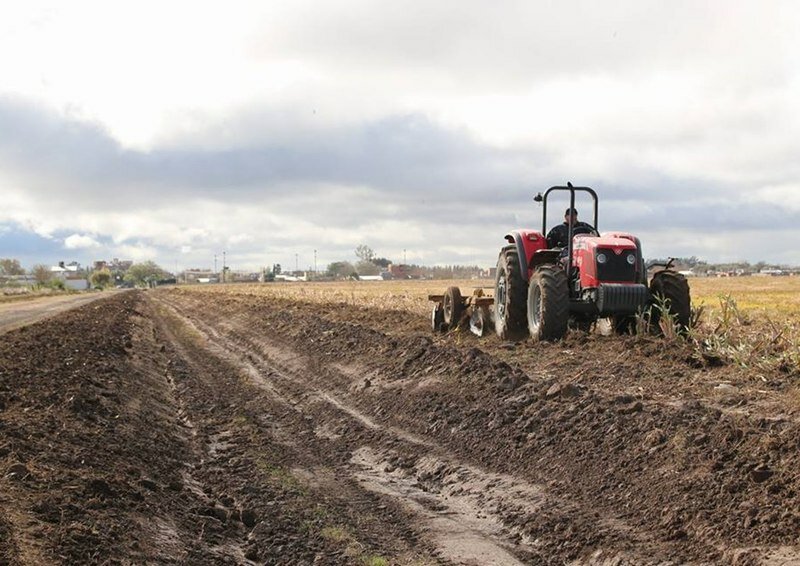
[649,271,691,334]
[494,245,528,341]
[443,286,464,330]
[527,265,569,341]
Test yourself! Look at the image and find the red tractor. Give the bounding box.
[430,184,691,341]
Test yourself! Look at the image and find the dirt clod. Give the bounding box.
[6,462,29,480]
[750,466,774,483]
[546,382,581,399]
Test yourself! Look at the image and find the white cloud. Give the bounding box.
[228,233,254,245]
[114,243,160,262]
[64,233,100,249]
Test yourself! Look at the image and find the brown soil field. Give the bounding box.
[2,281,800,565]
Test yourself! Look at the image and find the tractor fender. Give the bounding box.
[504,232,528,281]
[504,230,548,282]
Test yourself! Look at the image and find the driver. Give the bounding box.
[546,207,595,249]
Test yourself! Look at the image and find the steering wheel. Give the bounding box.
[572,224,599,237]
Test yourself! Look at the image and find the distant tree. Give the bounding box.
[31,264,52,285]
[355,244,376,263]
[0,258,25,276]
[90,268,113,289]
[372,257,392,268]
[45,278,66,291]
[124,261,169,286]
[356,260,380,276]
[327,261,356,279]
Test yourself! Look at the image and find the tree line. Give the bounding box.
[0,258,170,289]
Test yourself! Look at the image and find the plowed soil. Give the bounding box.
[2,288,800,565]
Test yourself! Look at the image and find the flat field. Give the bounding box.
[182,274,800,320]
[2,277,800,564]
[689,275,800,318]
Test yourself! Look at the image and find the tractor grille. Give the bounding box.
[596,249,637,282]
[597,283,649,315]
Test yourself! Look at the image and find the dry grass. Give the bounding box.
[679,277,800,373]
[0,286,77,304]
[178,279,491,317]
[689,276,800,319]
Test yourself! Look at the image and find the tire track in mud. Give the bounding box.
[0,292,260,565]
[153,293,684,565]
[148,296,442,565]
[153,294,535,565]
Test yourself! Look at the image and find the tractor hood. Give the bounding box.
[572,234,638,254]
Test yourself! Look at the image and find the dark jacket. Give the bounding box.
[546,221,595,249]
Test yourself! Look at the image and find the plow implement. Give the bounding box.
[429,286,495,336]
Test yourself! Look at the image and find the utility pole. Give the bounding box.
[222,250,226,283]
[403,249,407,264]
[295,253,299,273]
[214,254,217,278]
[314,249,317,279]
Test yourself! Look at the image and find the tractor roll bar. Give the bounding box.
[534,183,599,288]
[537,184,599,235]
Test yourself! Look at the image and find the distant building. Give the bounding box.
[51,261,89,289]
[388,263,424,279]
[51,261,81,277]
[230,270,260,282]
[183,269,217,283]
[275,273,307,282]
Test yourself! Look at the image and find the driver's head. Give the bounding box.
[565,207,578,224]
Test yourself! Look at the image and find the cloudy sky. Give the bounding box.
[2,1,800,272]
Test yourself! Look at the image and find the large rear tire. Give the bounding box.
[494,245,528,341]
[649,271,691,334]
[527,265,569,341]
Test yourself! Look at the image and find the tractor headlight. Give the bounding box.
[626,253,636,265]
[597,253,608,264]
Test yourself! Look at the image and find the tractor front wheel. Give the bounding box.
[527,265,569,341]
[494,245,528,341]
[649,271,691,335]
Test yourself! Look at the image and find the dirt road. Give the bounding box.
[0,292,119,335]
[2,289,799,565]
